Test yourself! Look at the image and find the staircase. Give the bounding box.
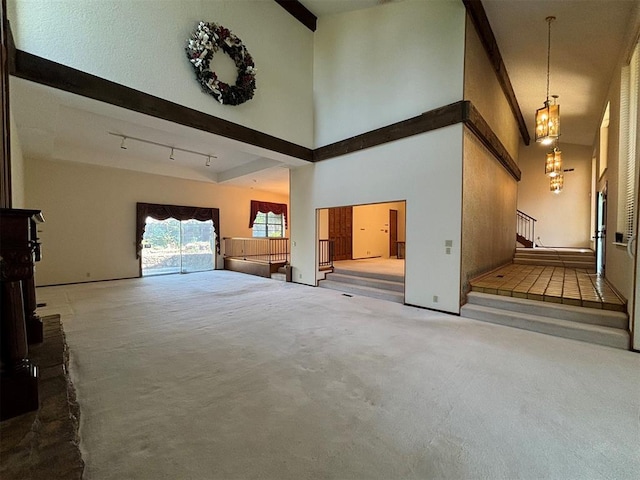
[462,291,629,349]
[461,250,630,350]
[514,247,596,271]
[319,266,404,303]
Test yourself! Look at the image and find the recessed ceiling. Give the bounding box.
[11,77,294,195]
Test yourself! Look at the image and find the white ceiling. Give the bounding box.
[11,0,639,195]
[483,0,638,147]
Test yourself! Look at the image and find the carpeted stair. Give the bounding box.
[461,291,629,349]
[319,267,404,303]
[514,248,596,271]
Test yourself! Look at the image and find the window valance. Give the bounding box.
[136,202,220,258]
[249,200,288,228]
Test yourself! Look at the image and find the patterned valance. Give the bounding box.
[249,200,288,228]
[136,202,220,258]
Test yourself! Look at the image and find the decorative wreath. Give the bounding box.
[186,22,256,106]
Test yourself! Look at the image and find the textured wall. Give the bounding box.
[517,142,593,249]
[9,0,314,147]
[461,128,517,303]
[25,157,288,286]
[313,0,466,147]
[463,15,521,161]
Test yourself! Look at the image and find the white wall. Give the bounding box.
[291,125,463,314]
[313,0,466,147]
[25,157,288,286]
[517,142,593,248]
[10,109,25,207]
[353,202,405,259]
[8,0,314,148]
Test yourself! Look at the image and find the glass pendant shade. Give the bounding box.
[550,174,564,194]
[535,99,560,144]
[545,148,563,177]
[535,17,560,145]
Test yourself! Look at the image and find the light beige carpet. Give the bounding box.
[36,271,640,479]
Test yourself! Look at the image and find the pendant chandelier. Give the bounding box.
[535,16,560,145]
[550,174,564,194]
[545,147,563,177]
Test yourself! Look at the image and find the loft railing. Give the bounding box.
[516,210,536,248]
[223,237,289,264]
[318,239,334,270]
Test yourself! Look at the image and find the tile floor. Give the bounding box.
[470,264,626,312]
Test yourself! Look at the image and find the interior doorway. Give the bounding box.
[318,200,406,273]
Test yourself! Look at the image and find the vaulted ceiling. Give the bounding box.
[11,0,639,194]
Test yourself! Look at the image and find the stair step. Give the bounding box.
[466,292,628,329]
[325,273,404,292]
[319,280,404,304]
[513,258,595,269]
[332,268,404,283]
[514,253,595,262]
[460,303,630,350]
[515,248,595,257]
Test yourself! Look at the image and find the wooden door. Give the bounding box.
[389,209,398,257]
[329,206,352,261]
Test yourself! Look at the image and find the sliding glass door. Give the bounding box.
[141,217,215,276]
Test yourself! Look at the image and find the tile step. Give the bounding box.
[460,303,630,350]
[514,254,595,262]
[513,258,595,269]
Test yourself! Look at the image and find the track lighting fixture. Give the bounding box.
[110,133,216,167]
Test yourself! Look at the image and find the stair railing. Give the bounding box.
[223,237,289,264]
[318,239,334,270]
[516,210,537,248]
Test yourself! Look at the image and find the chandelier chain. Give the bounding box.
[545,16,555,103]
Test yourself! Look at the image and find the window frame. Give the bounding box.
[251,211,285,238]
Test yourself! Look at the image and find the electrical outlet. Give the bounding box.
[299,274,302,279]
[433,295,438,303]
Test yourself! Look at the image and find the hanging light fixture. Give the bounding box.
[545,147,563,177]
[550,174,564,194]
[535,17,560,145]
[120,137,128,149]
[169,148,175,160]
